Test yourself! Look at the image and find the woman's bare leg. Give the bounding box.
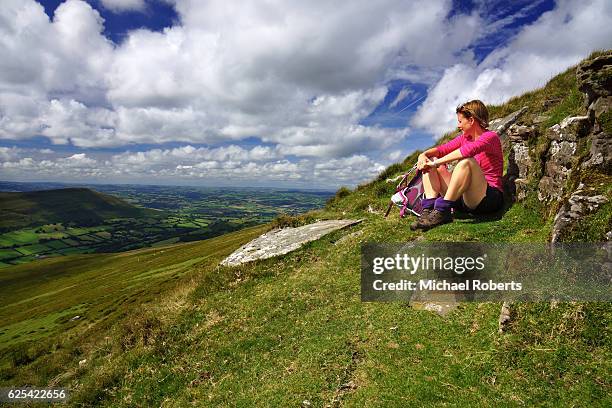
[410,165,453,230]
[422,165,451,199]
[443,158,487,209]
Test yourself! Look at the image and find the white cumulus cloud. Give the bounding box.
[99,0,146,13]
[412,0,612,136]
[1,0,610,188]
[0,0,475,156]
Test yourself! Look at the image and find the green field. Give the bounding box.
[0,249,21,261]
[2,230,39,245]
[15,244,50,256]
[0,187,331,268]
[44,240,69,250]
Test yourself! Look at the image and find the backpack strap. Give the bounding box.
[398,187,409,218]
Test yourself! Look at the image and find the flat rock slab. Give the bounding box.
[220,219,363,267]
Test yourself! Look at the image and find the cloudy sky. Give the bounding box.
[0,0,611,189]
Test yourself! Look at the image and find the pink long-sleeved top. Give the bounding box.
[436,130,504,192]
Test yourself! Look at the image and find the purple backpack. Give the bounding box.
[384,164,425,218]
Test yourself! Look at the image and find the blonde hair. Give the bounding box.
[456,100,489,129]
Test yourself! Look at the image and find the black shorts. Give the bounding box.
[459,185,504,215]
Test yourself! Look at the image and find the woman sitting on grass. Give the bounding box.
[411,99,504,231]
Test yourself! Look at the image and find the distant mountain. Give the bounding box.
[0,188,159,231]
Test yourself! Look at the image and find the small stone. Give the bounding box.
[533,114,549,124]
[498,302,511,333]
[514,179,529,201]
[339,381,357,390]
[423,303,444,313]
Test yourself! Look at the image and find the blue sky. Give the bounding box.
[38,0,179,43]
[0,0,610,189]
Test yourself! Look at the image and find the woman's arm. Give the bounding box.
[417,133,463,171]
[429,148,463,167]
[417,147,440,170]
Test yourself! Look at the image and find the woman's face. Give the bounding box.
[457,112,474,133]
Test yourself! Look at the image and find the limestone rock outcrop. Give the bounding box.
[489,106,528,140]
[551,186,608,242]
[549,53,611,241]
[506,124,536,201]
[538,116,591,202]
[576,54,612,107]
[498,52,610,241]
[582,95,612,173]
[578,54,612,175]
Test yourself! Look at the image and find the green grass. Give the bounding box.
[44,240,69,250]
[9,256,39,265]
[15,244,51,256]
[0,224,267,356]
[176,222,199,228]
[39,223,65,232]
[487,65,586,127]
[0,238,15,247]
[94,231,112,239]
[151,237,180,247]
[0,249,21,261]
[53,211,609,407]
[1,230,39,245]
[0,304,88,346]
[67,228,93,236]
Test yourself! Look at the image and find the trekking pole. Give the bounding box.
[384,201,394,217]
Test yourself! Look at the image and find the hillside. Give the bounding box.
[0,188,159,231]
[0,225,269,381]
[0,51,610,406]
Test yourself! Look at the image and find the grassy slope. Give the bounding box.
[0,188,159,230]
[1,54,610,406]
[0,225,269,387]
[49,209,608,407]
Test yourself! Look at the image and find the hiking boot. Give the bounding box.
[416,209,453,231]
[409,208,433,231]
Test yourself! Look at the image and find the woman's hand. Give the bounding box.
[417,153,429,171]
[417,153,437,173]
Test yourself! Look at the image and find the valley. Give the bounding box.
[0,181,332,267]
